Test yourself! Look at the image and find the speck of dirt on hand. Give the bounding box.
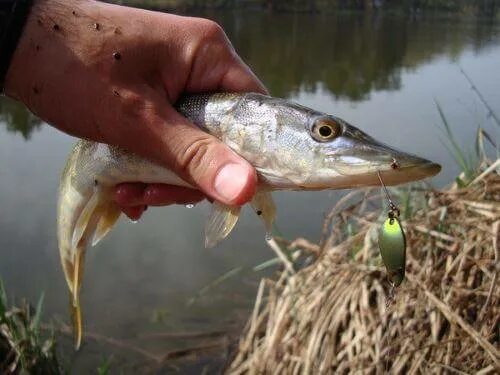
[113,90,120,96]
[72,10,77,16]
[257,210,263,216]
[32,86,39,94]
[114,27,122,35]
[53,24,60,31]
[113,52,121,60]
[35,45,41,51]
[93,22,100,30]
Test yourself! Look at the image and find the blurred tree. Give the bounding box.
[0,97,42,139]
[106,0,500,15]
[215,11,498,99]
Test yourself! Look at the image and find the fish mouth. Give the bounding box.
[378,160,441,186]
[344,160,442,188]
[312,159,441,190]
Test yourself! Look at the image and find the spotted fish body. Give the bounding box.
[58,93,440,349]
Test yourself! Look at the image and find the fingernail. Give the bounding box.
[214,163,249,203]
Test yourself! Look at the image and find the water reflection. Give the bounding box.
[214,12,500,99]
[2,13,499,138]
[0,97,42,139]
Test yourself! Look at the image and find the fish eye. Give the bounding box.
[311,118,341,142]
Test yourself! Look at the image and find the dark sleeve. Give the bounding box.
[0,0,34,93]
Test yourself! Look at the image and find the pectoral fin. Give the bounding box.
[251,190,276,236]
[71,189,101,250]
[205,201,241,248]
[92,203,121,247]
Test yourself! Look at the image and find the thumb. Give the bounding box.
[152,105,257,206]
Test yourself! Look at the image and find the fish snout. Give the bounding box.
[378,152,441,186]
[321,123,441,188]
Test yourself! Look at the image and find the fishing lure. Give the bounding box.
[377,172,406,287]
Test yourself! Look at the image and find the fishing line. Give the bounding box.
[377,171,400,220]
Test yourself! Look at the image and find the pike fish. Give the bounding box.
[58,93,440,349]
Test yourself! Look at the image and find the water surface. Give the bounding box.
[0,10,498,373]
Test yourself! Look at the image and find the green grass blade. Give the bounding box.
[253,257,281,272]
[187,266,244,306]
[0,279,6,319]
[97,356,113,375]
[475,126,482,159]
[435,99,476,180]
[480,128,498,149]
[439,138,469,174]
[31,292,45,332]
[402,186,413,220]
[460,67,500,128]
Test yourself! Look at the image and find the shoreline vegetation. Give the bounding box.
[0,282,60,374]
[109,0,500,16]
[229,81,499,372]
[230,156,499,373]
[228,72,499,371]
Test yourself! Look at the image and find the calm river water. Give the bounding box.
[0,10,499,373]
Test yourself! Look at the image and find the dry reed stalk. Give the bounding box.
[229,158,500,374]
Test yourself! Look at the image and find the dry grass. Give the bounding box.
[229,158,499,374]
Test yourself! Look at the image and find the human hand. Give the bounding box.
[5,0,266,220]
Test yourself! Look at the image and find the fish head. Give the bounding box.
[314,115,441,188]
[256,110,441,190]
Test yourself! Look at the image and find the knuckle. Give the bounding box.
[198,19,225,41]
[175,134,216,177]
[120,89,154,121]
[122,91,146,118]
[186,19,233,64]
